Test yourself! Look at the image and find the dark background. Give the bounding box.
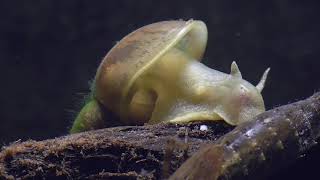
[0,0,319,179]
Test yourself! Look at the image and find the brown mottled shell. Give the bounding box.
[95,20,208,119]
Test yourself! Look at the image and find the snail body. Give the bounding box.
[70,20,270,133]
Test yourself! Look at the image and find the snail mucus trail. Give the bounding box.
[70,20,270,133]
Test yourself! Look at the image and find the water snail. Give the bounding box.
[70,20,270,133]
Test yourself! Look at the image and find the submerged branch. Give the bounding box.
[171,92,320,180]
[1,92,320,179]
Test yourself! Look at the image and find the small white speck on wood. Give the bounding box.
[200,125,208,131]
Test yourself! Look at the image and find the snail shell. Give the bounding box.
[95,20,208,125]
[72,19,270,132]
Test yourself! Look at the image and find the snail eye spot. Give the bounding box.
[240,85,248,93]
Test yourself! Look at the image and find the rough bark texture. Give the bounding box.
[0,122,233,180]
[171,92,320,180]
[1,92,320,180]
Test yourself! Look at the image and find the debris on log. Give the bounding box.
[0,92,320,180]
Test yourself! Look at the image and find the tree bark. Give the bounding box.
[1,92,320,180]
[170,92,320,180]
[0,121,233,179]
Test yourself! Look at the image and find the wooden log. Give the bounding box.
[0,121,233,179]
[170,92,320,180]
[0,92,319,179]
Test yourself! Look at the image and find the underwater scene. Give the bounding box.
[0,1,319,179]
